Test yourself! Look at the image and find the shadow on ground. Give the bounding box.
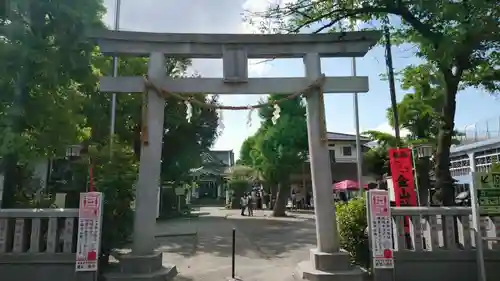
[227,215,317,259]
[173,275,195,281]
[153,212,317,260]
[156,235,197,257]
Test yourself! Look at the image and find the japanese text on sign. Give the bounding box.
[367,190,394,269]
[389,148,417,236]
[75,192,103,272]
[473,172,500,214]
[389,148,417,207]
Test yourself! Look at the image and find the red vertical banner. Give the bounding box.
[388,148,417,237]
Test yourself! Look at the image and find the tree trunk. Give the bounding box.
[0,155,19,208]
[417,158,431,206]
[272,181,290,217]
[434,72,460,206]
[268,183,278,210]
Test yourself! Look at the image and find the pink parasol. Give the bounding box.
[333,180,368,191]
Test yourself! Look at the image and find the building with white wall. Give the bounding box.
[290,132,375,188]
[450,137,500,194]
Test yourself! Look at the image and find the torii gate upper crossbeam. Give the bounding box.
[88,29,381,58]
[99,76,370,94]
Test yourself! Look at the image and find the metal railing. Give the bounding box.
[456,116,500,145]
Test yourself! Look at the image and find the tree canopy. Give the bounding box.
[239,95,308,216]
[0,0,220,206]
[253,0,499,204]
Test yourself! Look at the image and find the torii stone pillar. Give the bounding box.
[132,52,166,254]
[90,29,381,281]
[295,52,365,280]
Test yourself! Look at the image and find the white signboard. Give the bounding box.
[368,190,394,269]
[175,187,185,196]
[75,192,103,272]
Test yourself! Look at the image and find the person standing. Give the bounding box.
[291,191,297,211]
[240,194,248,216]
[306,191,312,209]
[257,192,262,209]
[247,193,254,216]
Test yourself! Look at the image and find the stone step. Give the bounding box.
[104,265,177,281]
[310,249,352,272]
[113,252,163,274]
[295,261,367,281]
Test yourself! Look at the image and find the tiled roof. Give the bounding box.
[327,132,370,142]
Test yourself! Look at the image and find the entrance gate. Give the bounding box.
[91,29,380,281]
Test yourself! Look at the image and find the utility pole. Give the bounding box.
[383,18,400,142]
[352,56,364,194]
[109,0,122,153]
[348,19,364,195]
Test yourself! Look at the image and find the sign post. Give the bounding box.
[472,172,500,281]
[75,192,103,274]
[366,190,394,281]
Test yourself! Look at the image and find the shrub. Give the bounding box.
[336,197,370,269]
[74,140,137,267]
[228,179,249,209]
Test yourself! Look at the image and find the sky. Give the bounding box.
[102,0,500,158]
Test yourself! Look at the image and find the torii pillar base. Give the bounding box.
[294,249,367,281]
[104,251,178,281]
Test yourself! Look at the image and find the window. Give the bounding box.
[342,146,352,156]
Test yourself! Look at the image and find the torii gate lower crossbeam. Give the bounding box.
[94,30,381,281]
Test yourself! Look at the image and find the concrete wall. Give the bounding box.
[0,254,95,281]
[0,209,94,281]
[394,251,500,281]
[389,207,500,281]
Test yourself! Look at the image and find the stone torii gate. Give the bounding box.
[90,30,381,281]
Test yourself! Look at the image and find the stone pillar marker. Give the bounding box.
[90,29,381,281]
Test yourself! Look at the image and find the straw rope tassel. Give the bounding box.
[142,75,327,111]
[141,74,328,145]
[141,88,150,145]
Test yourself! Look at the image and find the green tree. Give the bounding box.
[0,0,105,207]
[363,146,389,180]
[85,53,220,184]
[76,139,137,267]
[224,165,259,208]
[160,93,220,183]
[253,95,308,216]
[362,130,399,180]
[1,0,219,213]
[387,65,464,143]
[238,136,258,166]
[256,0,500,205]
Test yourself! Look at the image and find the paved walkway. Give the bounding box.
[153,207,318,281]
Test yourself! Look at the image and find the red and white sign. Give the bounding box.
[368,190,394,269]
[388,148,417,207]
[75,192,103,272]
[388,148,417,237]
